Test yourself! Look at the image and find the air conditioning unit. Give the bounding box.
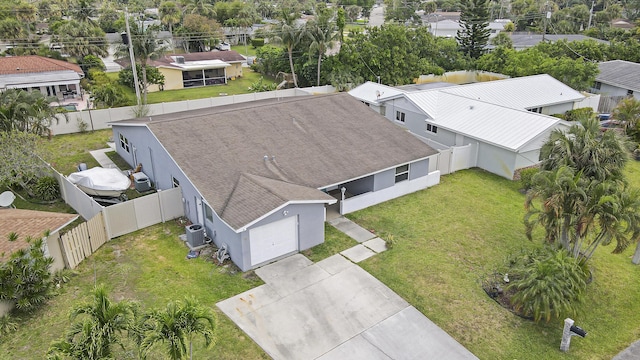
[185,224,204,247]
[176,56,185,64]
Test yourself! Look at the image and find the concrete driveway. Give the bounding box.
[217,254,478,360]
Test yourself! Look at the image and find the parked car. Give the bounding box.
[600,119,625,133]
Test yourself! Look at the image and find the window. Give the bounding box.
[172,177,180,188]
[119,133,130,153]
[396,111,405,122]
[594,81,601,90]
[395,164,409,183]
[204,203,214,222]
[527,107,542,114]
[427,124,438,134]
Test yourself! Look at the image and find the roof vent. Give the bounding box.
[176,56,185,64]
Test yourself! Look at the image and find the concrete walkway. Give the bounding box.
[614,340,640,360]
[89,144,118,169]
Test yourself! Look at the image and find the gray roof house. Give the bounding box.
[593,60,640,100]
[111,93,440,270]
[349,75,593,179]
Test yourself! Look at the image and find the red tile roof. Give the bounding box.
[0,55,83,75]
[0,209,78,260]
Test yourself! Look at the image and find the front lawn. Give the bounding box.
[348,168,640,359]
[0,222,269,359]
[42,129,113,176]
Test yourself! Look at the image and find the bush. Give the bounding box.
[508,246,588,323]
[563,108,595,122]
[251,38,265,48]
[0,238,54,311]
[518,167,539,191]
[33,176,60,201]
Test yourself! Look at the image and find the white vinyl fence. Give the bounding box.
[50,86,336,135]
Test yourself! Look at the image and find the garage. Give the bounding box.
[250,216,298,266]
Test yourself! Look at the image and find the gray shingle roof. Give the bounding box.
[596,60,640,92]
[142,93,437,230]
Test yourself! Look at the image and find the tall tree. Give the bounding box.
[457,0,491,59]
[160,1,181,34]
[307,17,336,86]
[68,0,98,23]
[177,14,223,53]
[53,20,108,58]
[0,89,66,136]
[270,10,305,87]
[182,0,215,18]
[525,117,640,264]
[126,25,167,104]
[0,131,47,188]
[48,285,138,360]
[142,297,215,360]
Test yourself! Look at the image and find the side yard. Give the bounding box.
[349,168,640,360]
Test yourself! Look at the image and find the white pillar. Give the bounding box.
[560,318,574,352]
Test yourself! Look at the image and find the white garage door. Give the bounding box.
[250,216,298,266]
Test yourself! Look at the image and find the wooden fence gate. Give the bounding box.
[59,212,109,269]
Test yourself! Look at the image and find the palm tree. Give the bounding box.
[182,0,216,18]
[526,118,640,264]
[0,89,67,136]
[160,1,182,35]
[118,25,167,104]
[54,20,108,58]
[307,17,336,86]
[612,97,640,141]
[48,285,137,360]
[540,116,629,182]
[15,1,37,37]
[270,10,304,87]
[142,297,215,360]
[68,0,98,23]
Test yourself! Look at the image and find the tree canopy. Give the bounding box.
[457,0,491,59]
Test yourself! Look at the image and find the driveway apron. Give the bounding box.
[217,254,478,360]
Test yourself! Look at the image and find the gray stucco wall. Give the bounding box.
[476,142,517,179]
[241,203,326,270]
[409,159,429,180]
[343,175,374,195]
[373,169,395,191]
[384,98,428,135]
[599,83,639,99]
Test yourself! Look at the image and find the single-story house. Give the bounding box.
[349,74,591,179]
[111,93,440,270]
[504,34,609,51]
[116,51,245,92]
[0,208,78,261]
[0,55,84,100]
[592,60,640,100]
[427,19,510,38]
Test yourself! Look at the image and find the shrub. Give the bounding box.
[563,108,595,122]
[518,167,539,191]
[251,38,265,48]
[0,314,18,337]
[508,247,588,323]
[0,238,54,311]
[33,176,60,201]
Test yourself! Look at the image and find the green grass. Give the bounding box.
[105,150,131,170]
[145,70,273,104]
[0,222,268,359]
[302,223,358,262]
[231,44,257,57]
[348,168,640,360]
[41,129,113,176]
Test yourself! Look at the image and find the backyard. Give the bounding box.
[3,127,640,359]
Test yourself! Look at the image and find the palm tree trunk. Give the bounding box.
[288,46,298,88]
[561,216,571,251]
[633,241,640,265]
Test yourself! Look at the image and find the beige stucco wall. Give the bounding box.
[227,63,243,79]
[149,68,184,92]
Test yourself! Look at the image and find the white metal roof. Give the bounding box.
[440,74,584,109]
[0,71,81,90]
[348,81,406,104]
[431,93,562,151]
[166,59,231,71]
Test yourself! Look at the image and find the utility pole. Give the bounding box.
[125,7,141,106]
[542,2,551,42]
[587,1,595,29]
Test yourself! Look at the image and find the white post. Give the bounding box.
[560,318,574,352]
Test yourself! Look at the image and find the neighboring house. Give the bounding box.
[0,209,78,261]
[0,55,84,100]
[117,51,245,92]
[350,74,592,179]
[505,34,609,51]
[111,93,440,271]
[592,60,640,100]
[223,24,265,45]
[427,19,510,38]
